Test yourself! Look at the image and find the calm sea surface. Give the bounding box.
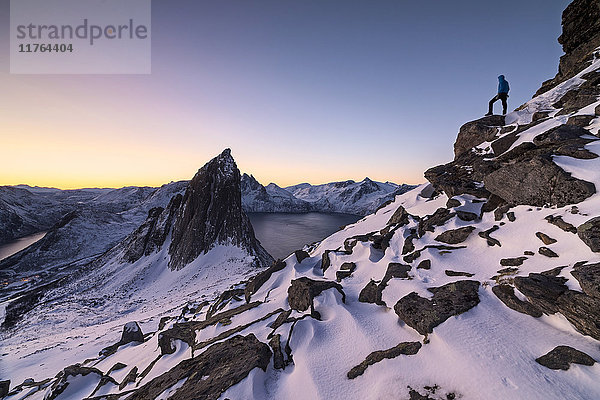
[0,232,46,262]
[247,212,361,260]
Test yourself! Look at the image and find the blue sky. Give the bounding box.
[0,0,571,188]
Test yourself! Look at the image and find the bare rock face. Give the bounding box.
[536,0,600,95]
[453,116,505,158]
[287,277,345,315]
[483,156,595,208]
[578,217,600,252]
[129,334,271,400]
[394,280,480,335]
[169,149,273,270]
[435,226,475,245]
[536,346,595,370]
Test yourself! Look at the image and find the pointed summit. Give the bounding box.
[168,149,272,270]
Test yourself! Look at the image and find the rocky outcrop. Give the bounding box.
[129,334,271,400]
[492,284,542,317]
[535,346,595,370]
[453,116,505,158]
[577,217,600,252]
[434,226,475,244]
[571,262,600,297]
[394,280,480,335]
[536,0,600,95]
[45,365,105,400]
[483,156,595,208]
[100,321,145,356]
[168,149,273,270]
[245,260,287,302]
[347,342,422,379]
[288,278,345,316]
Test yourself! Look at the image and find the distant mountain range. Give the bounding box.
[241,173,416,215]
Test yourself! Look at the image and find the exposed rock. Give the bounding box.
[417,259,431,270]
[294,250,310,263]
[567,115,595,127]
[507,212,516,222]
[434,226,475,244]
[577,216,600,252]
[571,262,600,298]
[536,346,595,370]
[347,342,422,379]
[287,277,346,315]
[269,334,285,370]
[418,208,456,237]
[119,367,137,390]
[121,321,144,344]
[403,245,467,264]
[402,232,418,254]
[556,290,600,339]
[321,250,333,273]
[46,365,104,400]
[358,280,383,305]
[336,262,357,281]
[532,124,589,147]
[383,263,412,282]
[245,259,287,302]
[500,257,528,267]
[492,285,542,317]
[453,116,505,158]
[483,156,596,208]
[456,210,479,222]
[532,111,551,122]
[539,247,559,258]
[491,132,519,156]
[513,273,568,314]
[536,232,557,245]
[524,251,535,256]
[0,381,9,397]
[387,205,410,226]
[478,225,501,247]
[445,270,474,277]
[446,198,461,208]
[394,280,480,335]
[546,215,577,233]
[128,335,271,400]
[169,149,273,270]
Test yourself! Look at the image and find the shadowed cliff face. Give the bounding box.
[168,149,273,270]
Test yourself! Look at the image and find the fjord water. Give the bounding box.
[247,212,361,260]
[0,232,46,262]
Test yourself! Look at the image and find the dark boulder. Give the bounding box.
[546,215,577,233]
[347,342,422,379]
[539,247,559,258]
[456,210,479,222]
[478,225,501,247]
[513,273,568,314]
[358,280,383,305]
[383,263,411,282]
[492,285,542,317]
[245,259,287,302]
[532,124,589,147]
[0,381,9,397]
[445,270,474,277]
[269,334,285,370]
[387,205,410,226]
[557,290,600,339]
[121,321,144,344]
[454,116,505,158]
[294,250,310,263]
[577,216,600,252]
[394,280,480,335]
[536,232,557,245]
[418,208,456,237]
[567,115,595,127]
[500,257,528,267]
[483,156,595,207]
[287,277,346,314]
[571,262,600,298]
[434,226,475,244]
[336,262,357,281]
[417,259,431,270]
[536,346,595,370]
[128,335,271,400]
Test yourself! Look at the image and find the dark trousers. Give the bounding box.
[488,93,508,115]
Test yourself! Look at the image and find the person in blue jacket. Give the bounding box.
[486,75,510,116]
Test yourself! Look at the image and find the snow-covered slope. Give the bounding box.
[3,1,600,399]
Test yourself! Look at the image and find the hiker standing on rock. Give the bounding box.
[486,75,510,116]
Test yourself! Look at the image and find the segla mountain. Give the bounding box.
[3,0,600,399]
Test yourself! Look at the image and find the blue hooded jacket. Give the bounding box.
[498,75,509,94]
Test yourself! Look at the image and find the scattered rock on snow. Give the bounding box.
[445,270,474,277]
[294,250,310,263]
[571,262,600,298]
[358,280,384,306]
[394,280,480,335]
[269,334,285,370]
[336,262,357,281]
[0,381,9,397]
[347,341,422,379]
[539,247,559,258]
[435,226,475,244]
[535,346,595,370]
[417,259,431,270]
[500,257,528,267]
[545,215,577,233]
[478,225,501,247]
[287,277,346,315]
[387,205,410,226]
[513,273,568,314]
[536,232,557,245]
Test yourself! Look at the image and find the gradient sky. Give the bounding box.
[0,0,571,189]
